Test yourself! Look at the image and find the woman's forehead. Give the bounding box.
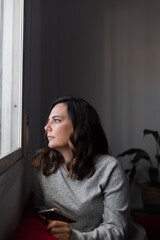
[49,103,68,117]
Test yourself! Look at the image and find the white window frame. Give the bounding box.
[0,0,24,174]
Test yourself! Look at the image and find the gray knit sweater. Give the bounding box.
[34,154,147,240]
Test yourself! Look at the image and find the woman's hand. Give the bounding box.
[47,220,72,240]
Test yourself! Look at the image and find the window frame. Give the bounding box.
[0,0,26,175]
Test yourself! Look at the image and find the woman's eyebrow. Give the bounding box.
[52,115,64,119]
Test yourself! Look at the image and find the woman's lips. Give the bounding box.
[47,136,54,140]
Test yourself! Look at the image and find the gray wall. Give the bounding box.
[40,0,160,208]
[41,0,160,155]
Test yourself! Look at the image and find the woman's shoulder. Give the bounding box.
[94,154,120,169]
[93,154,129,190]
[94,154,126,178]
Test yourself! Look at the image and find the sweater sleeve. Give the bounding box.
[71,160,131,240]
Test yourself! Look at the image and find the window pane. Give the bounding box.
[0,0,24,158]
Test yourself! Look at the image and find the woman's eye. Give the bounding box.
[54,119,60,123]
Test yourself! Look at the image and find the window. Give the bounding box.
[0,0,24,173]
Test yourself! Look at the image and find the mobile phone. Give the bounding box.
[38,208,76,223]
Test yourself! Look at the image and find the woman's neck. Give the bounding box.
[60,147,73,167]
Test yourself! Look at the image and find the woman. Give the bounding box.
[31,96,147,240]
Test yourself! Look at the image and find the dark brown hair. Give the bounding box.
[31,96,110,180]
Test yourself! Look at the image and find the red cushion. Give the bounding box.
[132,215,160,240]
[11,194,59,240]
[11,217,58,240]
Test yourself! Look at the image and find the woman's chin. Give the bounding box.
[48,143,55,149]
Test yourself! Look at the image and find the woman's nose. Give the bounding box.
[44,122,50,131]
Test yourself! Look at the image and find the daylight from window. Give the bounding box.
[0,0,24,159]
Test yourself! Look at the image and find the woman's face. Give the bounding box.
[44,103,74,153]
